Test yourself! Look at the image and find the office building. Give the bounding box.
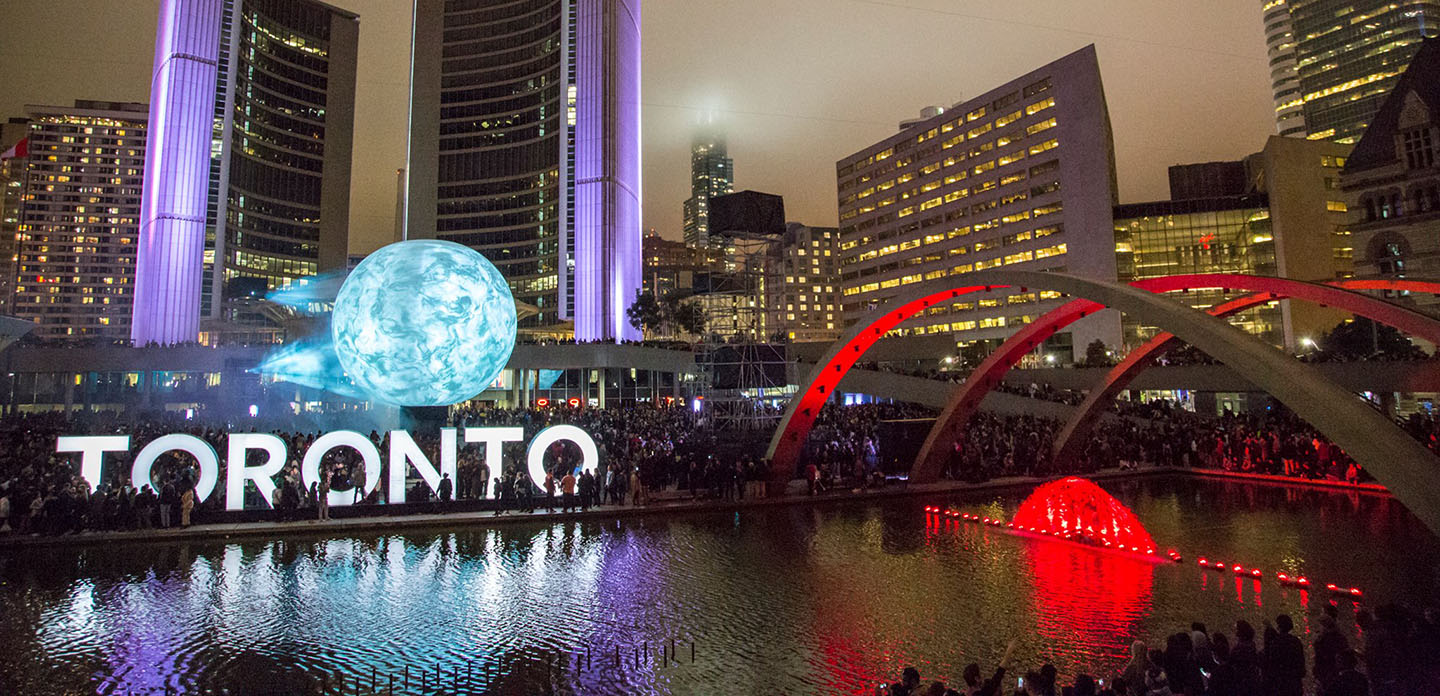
[1342,38,1440,316]
[1115,195,1281,347]
[682,128,734,248]
[132,0,358,346]
[1263,0,1440,143]
[836,45,1120,360]
[407,0,642,341]
[768,223,841,343]
[7,102,148,341]
[1117,136,1353,349]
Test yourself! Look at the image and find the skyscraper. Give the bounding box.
[682,128,733,248]
[132,0,358,346]
[1263,0,1440,143]
[6,102,148,341]
[407,0,642,342]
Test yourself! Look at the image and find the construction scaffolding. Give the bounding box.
[690,193,791,431]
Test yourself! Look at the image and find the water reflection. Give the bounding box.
[0,477,1436,695]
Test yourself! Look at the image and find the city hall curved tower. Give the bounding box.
[133,0,357,345]
[408,0,641,341]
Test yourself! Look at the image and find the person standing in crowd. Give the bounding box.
[135,485,155,529]
[1262,615,1305,696]
[516,472,534,513]
[0,487,9,534]
[1230,620,1262,696]
[1313,611,1349,692]
[544,471,556,512]
[159,479,176,529]
[560,470,576,512]
[437,473,453,503]
[477,460,490,500]
[351,458,366,504]
[1327,649,1370,696]
[630,468,644,507]
[317,468,331,521]
[179,485,194,528]
[578,469,593,511]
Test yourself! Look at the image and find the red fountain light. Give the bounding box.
[1010,477,1158,555]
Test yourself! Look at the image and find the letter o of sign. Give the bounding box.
[526,425,600,492]
[132,434,220,503]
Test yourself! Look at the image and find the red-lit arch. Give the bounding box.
[767,270,1440,536]
[910,274,1440,484]
[1050,278,1440,468]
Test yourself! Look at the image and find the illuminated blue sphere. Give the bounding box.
[332,240,517,406]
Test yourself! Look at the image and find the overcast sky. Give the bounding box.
[0,0,1276,254]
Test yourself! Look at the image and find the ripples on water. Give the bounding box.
[0,476,1436,695]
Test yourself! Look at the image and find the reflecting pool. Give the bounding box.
[1,475,1436,695]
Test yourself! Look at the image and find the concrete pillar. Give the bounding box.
[598,368,607,409]
[62,372,75,413]
[1380,391,1398,418]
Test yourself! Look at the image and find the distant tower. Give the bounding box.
[682,126,734,249]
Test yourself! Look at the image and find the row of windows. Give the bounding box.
[839,96,1056,189]
[441,16,560,59]
[842,243,1068,298]
[437,136,559,182]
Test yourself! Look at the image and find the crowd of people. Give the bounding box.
[0,405,790,535]
[3,388,1438,536]
[878,605,1439,696]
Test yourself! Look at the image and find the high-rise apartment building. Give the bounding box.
[8,102,148,341]
[407,0,642,341]
[1263,0,1440,143]
[836,45,1120,360]
[769,223,841,343]
[132,0,358,346]
[682,128,734,248]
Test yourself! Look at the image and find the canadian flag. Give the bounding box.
[1,137,28,161]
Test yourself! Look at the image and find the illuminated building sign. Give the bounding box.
[56,427,599,512]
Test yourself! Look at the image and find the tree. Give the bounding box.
[671,300,707,338]
[1082,339,1114,367]
[1320,317,1425,360]
[626,292,665,338]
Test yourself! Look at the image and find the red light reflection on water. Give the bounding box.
[1023,535,1156,670]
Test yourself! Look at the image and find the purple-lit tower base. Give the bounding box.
[131,0,222,345]
[573,0,643,343]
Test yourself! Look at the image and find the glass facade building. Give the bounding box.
[407,0,642,341]
[205,0,358,331]
[133,0,357,346]
[682,129,734,248]
[1114,195,1282,347]
[1264,0,1440,143]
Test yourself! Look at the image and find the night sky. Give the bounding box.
[0,0,1275,254]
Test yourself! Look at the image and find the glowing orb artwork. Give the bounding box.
[332,240,517,406]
